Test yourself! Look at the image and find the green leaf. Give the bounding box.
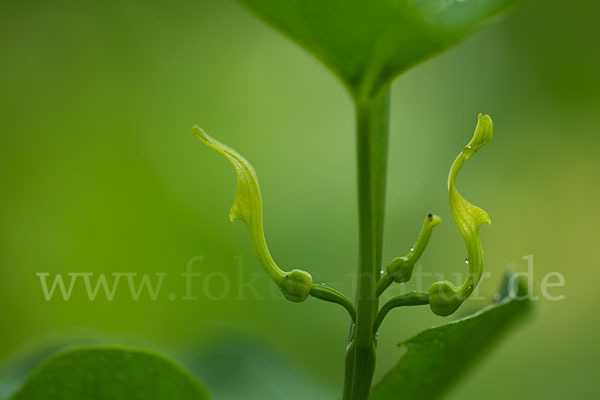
[236,0,523,97]
[191,127,313,302]
[10,346,211,400]
[371,271,532,400]
[428,113,492,316]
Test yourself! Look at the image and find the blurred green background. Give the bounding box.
[1,0,598,398]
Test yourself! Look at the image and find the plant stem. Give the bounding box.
[343,88,390,400]
[373,292,430,333]
[310,284,357,322]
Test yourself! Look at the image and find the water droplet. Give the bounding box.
[380,269,385,275]
[465,258,469,264]
[410,246,414,252]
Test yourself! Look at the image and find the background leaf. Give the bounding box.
[0,337,102,400]
[236,0,524,96]
[10,347,211,400]
[184,335,336,400]
[371,271,532,400]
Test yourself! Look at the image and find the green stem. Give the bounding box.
[373,292,430,333]
[310,284,357,322]
[376,274,394,297]
[343,88,390,400]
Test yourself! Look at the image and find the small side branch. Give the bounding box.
[310,284,357,323]
[373,292,429,332]
[376,274,394,297]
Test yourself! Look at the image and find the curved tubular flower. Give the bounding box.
[192,127,311,302]
[428,114,493,316]
[377,213,441,296]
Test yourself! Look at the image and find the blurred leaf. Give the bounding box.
[0,337,102,400]
[184,334,336,400]
[371,271,532,400]
[10,346,211,400]
[236,0,523,97]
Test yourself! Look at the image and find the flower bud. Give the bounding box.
[280,269,313,302]
[386,257,412,283]
[428,281,463,316]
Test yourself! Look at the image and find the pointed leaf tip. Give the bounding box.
[372,271,532,400]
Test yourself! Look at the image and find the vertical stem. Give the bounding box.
[343,87,390,400]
